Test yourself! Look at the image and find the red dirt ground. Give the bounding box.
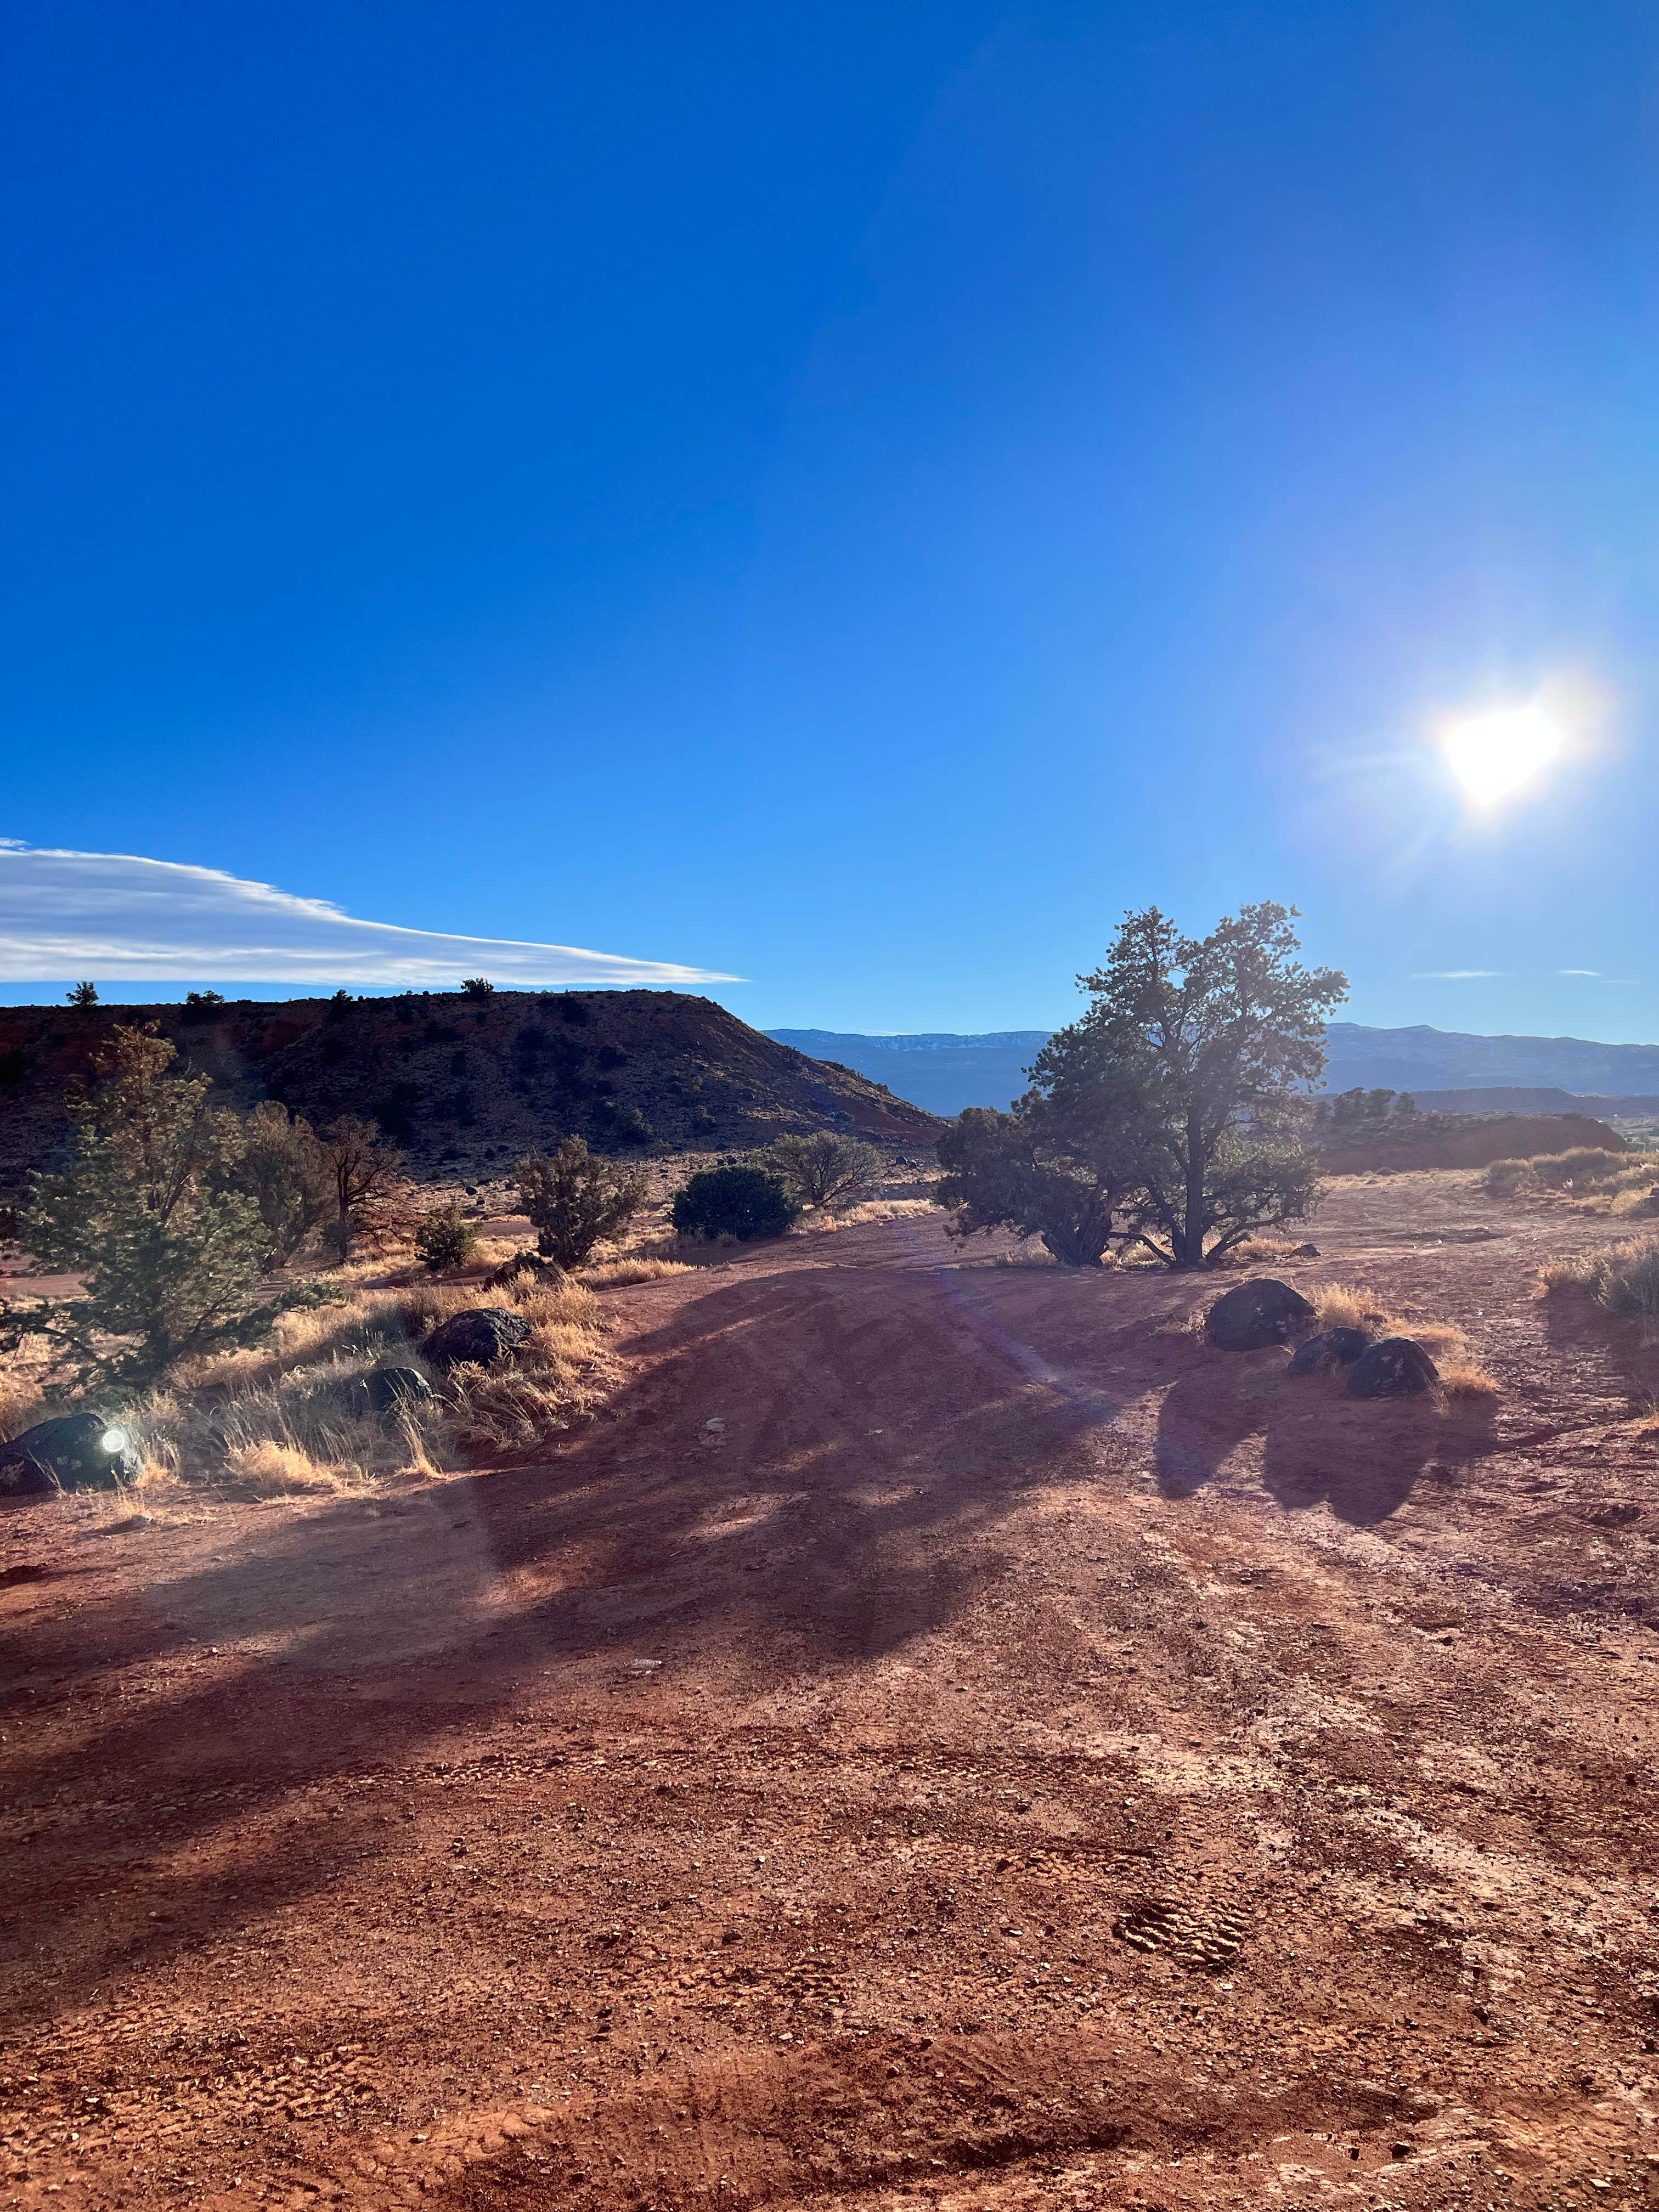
[3,1175,1658,2211]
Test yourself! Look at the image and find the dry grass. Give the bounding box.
[816,1198,938,1230]
[223,1440,359,1497]
[1435,1359,1500,1400]
[1540,1235,1659,1319]
[1215,1235,1314,1267]
[46,1265,622,1500]
[1310,1282,1395,1337]
[0,1368,47,1443]
[1302,1280,1487,1389]
[578,1255,693,1289]
[1488,1148,1659,1212]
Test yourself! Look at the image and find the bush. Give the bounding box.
[414,1202,477,1272]
[461,977,495,998]
[1530,1147,1627,1190]
[516,1138,646,1268]
[1484,1156,1536,1199]
[1545,1236,1659,1317]
[229,1101,334,1262]
[760,1132,884,1210]
[671,1164,800,1242]
[5,1025,283,1383]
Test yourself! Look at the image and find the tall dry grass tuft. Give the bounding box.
[0,1369,47,1442]
[578,1255,692,1289]
[1542,1236,1659,1318]
[1489,1148,1659,1212]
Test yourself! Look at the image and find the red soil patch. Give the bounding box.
[2,1173,1657,2209]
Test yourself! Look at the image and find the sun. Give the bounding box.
[1441,704,1562,805]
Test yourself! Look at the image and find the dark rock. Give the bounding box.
[1285,1242,1321,1258]
[1347,1335,1439,1399]
[1205,1278,1316,1351]
[1285,1327,1369,1375]
[0,1413,142,1495]
[346,1366,436,1417]
[423,1306,533,1371]
[483,1251,567,1291]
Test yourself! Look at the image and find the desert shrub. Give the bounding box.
[516,1138,646,1268]
[1484,1156,1537,1199]
[318,1116,402,1261]
[1544,1237,1659,1317]
[461,977,495,998]
[414,1201,477,1272]
[229,1101,334,1262]
[67,981,98,1008]
[6,1025,285,1384]
[760,1132,884,1211]
[672,1164,800,1242]
[935,1106,1118,1266]
[1530,1147,1627,1190]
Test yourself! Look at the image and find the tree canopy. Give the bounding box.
[937,903,1347,1267]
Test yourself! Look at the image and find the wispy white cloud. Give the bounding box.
[1410,968,1504,980]
[1558,968,1600,977]
[0,844,740,989]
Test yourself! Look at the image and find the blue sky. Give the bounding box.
[2,1,1655,1037]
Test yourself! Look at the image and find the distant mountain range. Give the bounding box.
[771,1023,1659,1118]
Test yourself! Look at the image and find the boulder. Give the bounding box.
[346,1366,435,1417]
[0,1413,142,1495]
[484,1251,567,1292]
[1205,1278,1316,1351]
[423,1307,533,1371]
[1347,1336,1438,1400]
[1285,1327,1369,1375]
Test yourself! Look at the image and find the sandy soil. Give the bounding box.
[2,1174,1658,2211]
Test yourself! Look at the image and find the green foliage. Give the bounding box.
[67,981,98,1007]
[460,976,495,998]
[414,1201,477,1272]
[671,1164,800,1242]
[939,904,1345,1269]
[1029,902,1343,1266]
[228,1101,334,1263]
[5,1025,284,1383]
[182,990,225,1022]
[935,1104,1118,1265]
[759,1131,884,1210]
[516,1138,646,1268]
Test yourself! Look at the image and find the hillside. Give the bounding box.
[775,1023,1659,1115]
[1324,1019,1659,1095]
[0,991,938,1207]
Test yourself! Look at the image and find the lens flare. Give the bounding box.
[100,1426,130,1454]
[1442,705,1561,805]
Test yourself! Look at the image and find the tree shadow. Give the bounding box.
[1153,1348,1499,1525]
[1,1249,1149,2031]
[1538,1282,1659,1413]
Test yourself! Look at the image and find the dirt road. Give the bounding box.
[3,1177,1657,2210]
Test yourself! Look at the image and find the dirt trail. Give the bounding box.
[3,1175,1658,2210]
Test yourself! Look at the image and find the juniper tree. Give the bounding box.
[10,1025,278,1381]
[515,1138,645,1268]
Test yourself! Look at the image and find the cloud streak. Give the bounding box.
[1410,969,1504,980]
[0,844,740,989]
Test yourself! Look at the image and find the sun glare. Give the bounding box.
[1442,704,1562,805]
